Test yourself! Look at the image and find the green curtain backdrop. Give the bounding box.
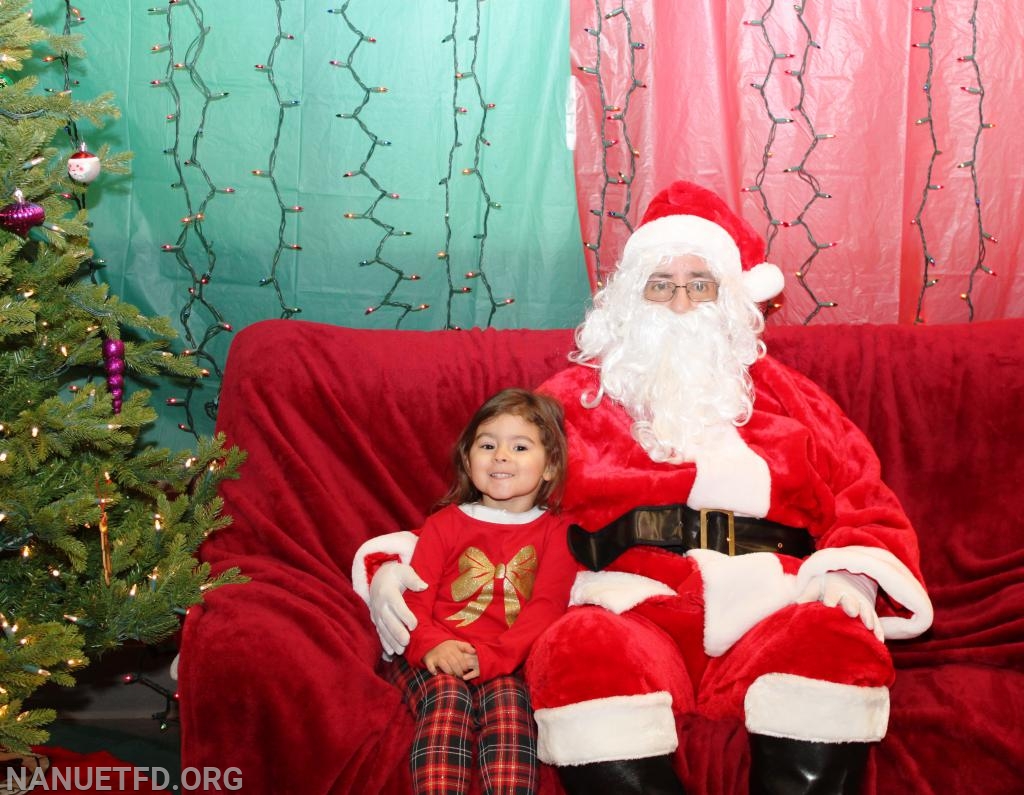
[46,1,588,447]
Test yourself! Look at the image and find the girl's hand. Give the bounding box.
[462,650,480,681]
[424,640,479,679]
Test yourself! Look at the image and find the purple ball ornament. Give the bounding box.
[102,336,127,414]
[0,190,45,238]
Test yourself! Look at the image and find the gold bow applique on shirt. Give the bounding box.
[447,545,538,628]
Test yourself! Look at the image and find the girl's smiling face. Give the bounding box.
[467,413,553,513]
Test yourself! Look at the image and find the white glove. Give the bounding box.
[569,571,676,615]
[369,561,427,656]
[796,570,884,642]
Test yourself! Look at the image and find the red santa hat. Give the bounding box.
[620,180,785,303]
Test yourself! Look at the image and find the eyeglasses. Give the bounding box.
[643,279,719,303]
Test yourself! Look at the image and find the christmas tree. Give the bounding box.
[0,0,244,755]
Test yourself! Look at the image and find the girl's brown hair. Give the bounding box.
[437,388,568,511]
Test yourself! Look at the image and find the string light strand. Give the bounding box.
[578,1,644,288]
[959,0,995,320]
[745,1,837,323]
[330,3,420,326]
[150,0,232,434]
[255,1,302,319]
[910,2,941,324]
[440,0,510,330]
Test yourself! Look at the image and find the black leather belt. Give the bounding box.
[568,504,815,572]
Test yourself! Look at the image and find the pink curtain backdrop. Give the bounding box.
[569,0,1024,325]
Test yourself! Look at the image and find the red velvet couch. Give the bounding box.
[179,318,1024,794]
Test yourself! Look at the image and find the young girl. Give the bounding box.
[392,388,577,795]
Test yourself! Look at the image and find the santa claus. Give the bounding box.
[355,180,933,794]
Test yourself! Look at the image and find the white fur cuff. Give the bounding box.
[796,546,933,640]
[535,692,677,765]
[349,530,418,604]
[745,674,890,742]
[569,570,676,614]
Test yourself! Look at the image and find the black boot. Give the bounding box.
[558,755,686,795]
[748,734,869,795]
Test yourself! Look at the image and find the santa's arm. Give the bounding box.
[784,374,933,641]
[350,531,425,655]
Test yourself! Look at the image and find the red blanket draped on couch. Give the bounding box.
[179,318,1024,794]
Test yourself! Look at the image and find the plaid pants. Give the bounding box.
[389,655,539,795]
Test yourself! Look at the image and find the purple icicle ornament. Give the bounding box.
[102,337,126,413]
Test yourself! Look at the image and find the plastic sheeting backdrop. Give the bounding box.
[54,1,589,447]
[566,1,1024,326]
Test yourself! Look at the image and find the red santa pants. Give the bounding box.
[524,575,894,766]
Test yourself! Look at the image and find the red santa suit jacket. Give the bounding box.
[538,356,933,654]
[403,504,577,682]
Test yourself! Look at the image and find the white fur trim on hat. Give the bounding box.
[745,674,890,742]
[350,530,419,604]
[622,215,742,278]
[796,546,933,640]
[535,692,678,765]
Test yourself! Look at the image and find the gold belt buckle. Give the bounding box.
[699,508,736,556]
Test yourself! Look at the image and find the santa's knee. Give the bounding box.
[525,606,692,767]
[526,606,691,707]
[701,602,895,732]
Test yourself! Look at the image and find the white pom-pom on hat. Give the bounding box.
[742,263,786,303]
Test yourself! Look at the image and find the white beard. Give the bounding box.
[582,303,759,463]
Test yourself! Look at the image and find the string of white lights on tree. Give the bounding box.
[331,2,422,326]
[254,0,302,320]
[576,1,644,288]
[439,0,511,330]
[55,2,97,277]
[50,2,129,266]
[148,0,233,435]
[744,1,836,323]
[956,0,995,321]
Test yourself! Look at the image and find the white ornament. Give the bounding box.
[68,144,101,184]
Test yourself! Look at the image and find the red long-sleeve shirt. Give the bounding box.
[403,504,577,682]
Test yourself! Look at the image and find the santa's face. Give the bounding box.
[573,253,765,462]
[642,254,719,315]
